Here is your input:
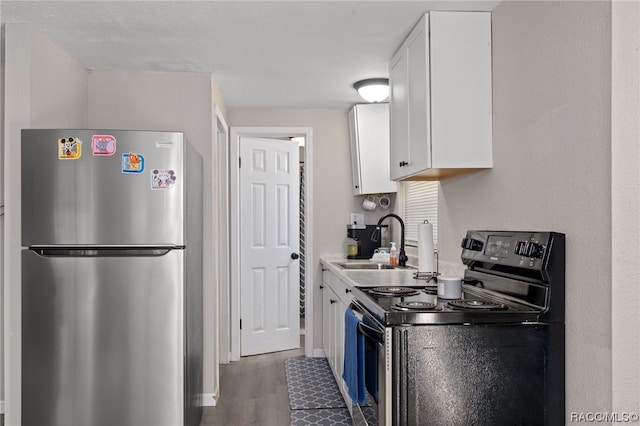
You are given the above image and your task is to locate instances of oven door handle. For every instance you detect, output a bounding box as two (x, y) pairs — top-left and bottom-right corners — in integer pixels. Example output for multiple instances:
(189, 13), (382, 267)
(358, 322), (383, 343)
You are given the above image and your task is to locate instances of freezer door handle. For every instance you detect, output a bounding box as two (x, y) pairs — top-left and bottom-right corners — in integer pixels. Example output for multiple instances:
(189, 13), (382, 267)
(30, 247), (182, 257)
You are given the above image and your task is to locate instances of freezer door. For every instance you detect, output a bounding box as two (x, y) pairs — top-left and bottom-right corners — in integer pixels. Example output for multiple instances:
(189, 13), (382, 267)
(22, 249), (185, 426)
(22, 129), (184, 246)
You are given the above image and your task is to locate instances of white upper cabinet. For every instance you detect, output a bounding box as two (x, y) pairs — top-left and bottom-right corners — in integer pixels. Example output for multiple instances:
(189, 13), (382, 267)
(389, 12), (493, 181)
(348, 103), (397, 195)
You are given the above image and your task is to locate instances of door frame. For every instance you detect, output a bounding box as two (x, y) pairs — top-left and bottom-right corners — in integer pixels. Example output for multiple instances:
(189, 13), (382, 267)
(229, 127), (314, 361)
(211, 104), (229, 406)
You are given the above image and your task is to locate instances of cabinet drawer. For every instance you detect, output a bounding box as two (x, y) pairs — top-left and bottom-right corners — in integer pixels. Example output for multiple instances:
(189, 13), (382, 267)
(325, 269), (341, 289)
(330, 277), (354, 306)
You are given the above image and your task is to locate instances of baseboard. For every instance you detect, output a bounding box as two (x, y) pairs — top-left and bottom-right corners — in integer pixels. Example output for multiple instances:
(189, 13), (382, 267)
(0, 397), (213, 416)
(312, 348), (326, 358)
(0, 396), (213, 415)
(201, 393), (217, 407)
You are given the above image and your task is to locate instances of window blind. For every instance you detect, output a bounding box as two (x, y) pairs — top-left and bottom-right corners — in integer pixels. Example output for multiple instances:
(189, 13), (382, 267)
(403, 181), (438, 247)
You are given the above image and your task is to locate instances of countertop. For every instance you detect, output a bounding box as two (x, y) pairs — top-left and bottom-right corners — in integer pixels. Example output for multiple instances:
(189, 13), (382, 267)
(320, 255), (433, 289)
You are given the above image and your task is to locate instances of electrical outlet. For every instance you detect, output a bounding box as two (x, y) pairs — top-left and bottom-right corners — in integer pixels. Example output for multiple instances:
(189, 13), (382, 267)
(350, 213), (365, 228)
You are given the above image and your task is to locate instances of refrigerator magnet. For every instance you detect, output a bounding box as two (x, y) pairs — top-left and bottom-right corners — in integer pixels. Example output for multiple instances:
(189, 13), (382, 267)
(92, 135), (117, 156)
(122, 152), (144, 173)
(151, 169), (177, 190)
(58, 137), (82, 160)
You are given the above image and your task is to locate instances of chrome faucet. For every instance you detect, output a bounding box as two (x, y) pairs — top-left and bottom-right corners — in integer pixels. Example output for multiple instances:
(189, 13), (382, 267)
(371, 213), (408, 267)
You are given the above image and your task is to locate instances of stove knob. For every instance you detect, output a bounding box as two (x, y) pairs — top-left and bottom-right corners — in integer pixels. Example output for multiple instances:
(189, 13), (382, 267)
(525, 242), (545, 259)
(461, 238), (484, 251)
(515, 241), (528, 256)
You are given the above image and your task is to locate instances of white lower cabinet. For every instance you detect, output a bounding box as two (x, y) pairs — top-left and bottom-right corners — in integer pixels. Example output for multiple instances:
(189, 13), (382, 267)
(321, 268), (353, 410)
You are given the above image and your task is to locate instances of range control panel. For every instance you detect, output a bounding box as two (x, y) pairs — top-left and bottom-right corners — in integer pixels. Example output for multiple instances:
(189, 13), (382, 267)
(461, 230), (562, 270)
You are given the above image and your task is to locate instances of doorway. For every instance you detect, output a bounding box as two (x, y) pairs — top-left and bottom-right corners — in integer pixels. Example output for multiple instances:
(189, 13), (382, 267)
(229, 127), (314, 361)
(238, 136), (300, 356)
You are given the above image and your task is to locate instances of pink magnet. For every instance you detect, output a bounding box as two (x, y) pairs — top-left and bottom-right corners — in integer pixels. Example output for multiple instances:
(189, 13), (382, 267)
(92, 135), (116, 156)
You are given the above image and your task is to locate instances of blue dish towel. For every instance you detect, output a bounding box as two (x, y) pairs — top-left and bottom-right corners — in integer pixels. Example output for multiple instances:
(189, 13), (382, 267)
(342, 308), (366, 404)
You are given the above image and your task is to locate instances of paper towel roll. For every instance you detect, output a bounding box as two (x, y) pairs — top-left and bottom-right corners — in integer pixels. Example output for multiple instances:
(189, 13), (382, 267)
(418, 222), (435, 273)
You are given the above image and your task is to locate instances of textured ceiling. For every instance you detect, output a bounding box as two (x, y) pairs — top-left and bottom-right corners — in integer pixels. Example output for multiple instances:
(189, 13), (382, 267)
(1, 0), (500, 109)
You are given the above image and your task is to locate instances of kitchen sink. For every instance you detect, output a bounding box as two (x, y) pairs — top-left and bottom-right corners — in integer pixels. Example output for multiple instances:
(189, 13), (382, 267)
(334, 262), (397, 270)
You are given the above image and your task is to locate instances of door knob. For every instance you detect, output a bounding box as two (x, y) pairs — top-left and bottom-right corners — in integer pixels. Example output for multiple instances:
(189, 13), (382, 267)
(291, 253), (300, 260)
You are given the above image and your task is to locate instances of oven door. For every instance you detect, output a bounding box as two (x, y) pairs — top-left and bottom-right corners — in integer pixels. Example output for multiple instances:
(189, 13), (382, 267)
(351, 300), (392, 426)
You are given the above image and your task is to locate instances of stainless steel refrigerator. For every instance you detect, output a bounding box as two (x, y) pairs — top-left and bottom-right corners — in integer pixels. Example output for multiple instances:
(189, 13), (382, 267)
(21, 129), (203, 426)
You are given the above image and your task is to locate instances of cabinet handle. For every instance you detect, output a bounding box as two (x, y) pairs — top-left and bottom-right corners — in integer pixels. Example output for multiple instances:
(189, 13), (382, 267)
(330, 299), (337, 304)
(320, 285), (324, 290)
(345, 289), (352, 294)
(399, 161), (408, 167)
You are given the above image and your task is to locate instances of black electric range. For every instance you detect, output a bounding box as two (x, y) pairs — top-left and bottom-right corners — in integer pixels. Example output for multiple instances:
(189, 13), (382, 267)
(351, 230), (565, 326)
(349, 230), (566, 426)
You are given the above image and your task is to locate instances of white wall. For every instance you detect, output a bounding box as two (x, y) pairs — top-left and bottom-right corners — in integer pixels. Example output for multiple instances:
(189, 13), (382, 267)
(611, 0), (640, 416)
(2, 29), (224, 418)
(227, 108), (353, 353)
(3, 23), (89, 424)
(88, 70), (220, 402)
(438, 1), (612, 417)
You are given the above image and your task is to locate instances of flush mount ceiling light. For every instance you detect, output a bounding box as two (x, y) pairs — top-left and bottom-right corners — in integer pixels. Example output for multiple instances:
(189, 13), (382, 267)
(353, 78), (390, 103)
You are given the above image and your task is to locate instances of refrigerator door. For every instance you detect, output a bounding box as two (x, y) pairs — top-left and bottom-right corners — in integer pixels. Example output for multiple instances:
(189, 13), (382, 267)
(22, 129), (184, 246)
(22, 248), (185, 426)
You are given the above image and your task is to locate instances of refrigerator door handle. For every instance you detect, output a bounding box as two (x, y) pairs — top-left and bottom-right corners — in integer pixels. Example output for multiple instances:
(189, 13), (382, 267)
(30, 246), (183, 257)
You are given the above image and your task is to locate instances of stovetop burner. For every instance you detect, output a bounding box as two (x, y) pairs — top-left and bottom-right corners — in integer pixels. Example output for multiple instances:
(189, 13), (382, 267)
(352, 284), (541, 325)
(369, 287), (421, 297)
(448, 299), (507, 310)
(393, 301), (441, 311)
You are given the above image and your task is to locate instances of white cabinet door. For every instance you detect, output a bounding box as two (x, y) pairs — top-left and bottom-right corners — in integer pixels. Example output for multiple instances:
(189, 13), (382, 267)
(333, 293), (345, 381)
(389, 46), (409, 181)
(335, 295), (352, 407)
(322, 278), (336, 371)
(390, 14), (430, 180)
(429, 11), (493, 169)
(349, 104), (397, 195)
(406, 18), (431, 176)
(389, 12), (492, 181)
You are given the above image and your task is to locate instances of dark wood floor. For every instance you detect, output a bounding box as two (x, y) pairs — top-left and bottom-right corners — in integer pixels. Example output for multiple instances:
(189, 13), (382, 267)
(200, 335), (304, 426)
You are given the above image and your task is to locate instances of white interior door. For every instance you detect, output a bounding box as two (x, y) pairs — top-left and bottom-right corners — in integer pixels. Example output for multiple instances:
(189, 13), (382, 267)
(240, 136), (300, 356)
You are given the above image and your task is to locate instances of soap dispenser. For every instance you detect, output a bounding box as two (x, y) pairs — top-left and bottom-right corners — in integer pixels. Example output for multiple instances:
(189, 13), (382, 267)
(389, 242), (398, 266)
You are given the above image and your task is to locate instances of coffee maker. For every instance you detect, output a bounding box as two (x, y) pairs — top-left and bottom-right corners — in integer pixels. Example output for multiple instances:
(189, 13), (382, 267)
(346, 224), (387, 259)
